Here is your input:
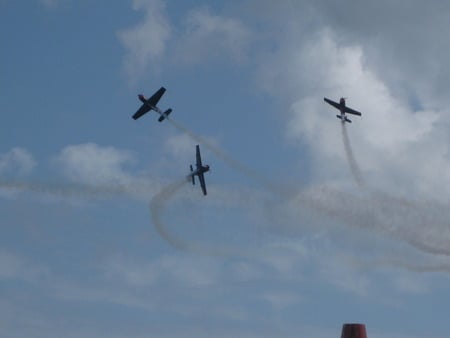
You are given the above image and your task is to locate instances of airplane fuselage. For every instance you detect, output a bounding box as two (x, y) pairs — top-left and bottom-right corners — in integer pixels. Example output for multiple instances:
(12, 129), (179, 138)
(339, 98), (346, 118)
(337, 98), (352, 123)
(324, 96), (361, 124)
(149, 104), (162, 114)
(133, 87), (172, 122)
(138, 94), (162, 113)
(192, 165), (210, 177)
(188, 164), (210, 183)
(189, 145), (210, 195)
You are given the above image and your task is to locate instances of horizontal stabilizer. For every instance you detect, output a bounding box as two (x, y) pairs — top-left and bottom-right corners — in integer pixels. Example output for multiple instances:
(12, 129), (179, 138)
(190, 165), (195, 185)
(336, 115), (351, 123)
(158, 108), (172, 122)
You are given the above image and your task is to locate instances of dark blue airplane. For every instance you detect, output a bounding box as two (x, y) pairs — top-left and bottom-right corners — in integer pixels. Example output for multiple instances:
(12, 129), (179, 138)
(132, 87), (172, 122)
(188, 145), (210, 196)
(324, 97), (362, 123)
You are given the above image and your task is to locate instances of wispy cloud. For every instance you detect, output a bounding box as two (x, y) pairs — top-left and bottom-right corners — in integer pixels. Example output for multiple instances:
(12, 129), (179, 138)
(56, 143), (135, 185)
(0, 250), (49, 283)
(174, 7), (252, 65)
(102, 253), (220, 288)
(0, 147), (35, 175)
(118, 1), (253, 81)
(117, 0), (171, 81)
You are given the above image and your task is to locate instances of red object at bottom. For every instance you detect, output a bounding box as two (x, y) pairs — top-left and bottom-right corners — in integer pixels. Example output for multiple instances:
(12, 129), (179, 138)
(341, 323), (367, 338)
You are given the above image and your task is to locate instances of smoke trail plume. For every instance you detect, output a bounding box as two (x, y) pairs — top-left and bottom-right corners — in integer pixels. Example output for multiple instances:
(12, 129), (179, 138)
(335, 121), (450, 260)
(0, 179), (131, 199)
(149, 177), (258, 257)
(166, 117), (288, 198)
(348, 251), (450, 275)
(164, 116), (450, 262)
(295, 185), (450, 259)
(341, 122), (364, 188)
(0, 175), (161, 202)
(149, 178), (193, 251)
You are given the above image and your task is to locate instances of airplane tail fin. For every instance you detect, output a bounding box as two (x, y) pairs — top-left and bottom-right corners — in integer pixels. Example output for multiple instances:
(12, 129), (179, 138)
(345, 117), (352, 123)
(158, 108), (173, 122)
(190, 165), (195, 185)
(138, 94), (146, 103)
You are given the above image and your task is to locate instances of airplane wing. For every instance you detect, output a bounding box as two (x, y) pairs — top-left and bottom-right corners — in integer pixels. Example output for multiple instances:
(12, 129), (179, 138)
(147, 87), (166, 106)
(344, 106), (362, 116)
(196, 145), (202, 167)
(198, 172), (207, 195)
(132, 87), (166, 120)
(132, 104), (151, 120)
(324, 97), (341, 110)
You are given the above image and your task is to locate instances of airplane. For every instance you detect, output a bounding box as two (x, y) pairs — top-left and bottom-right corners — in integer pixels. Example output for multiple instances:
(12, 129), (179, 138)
(132, 86), (172, 122)
(324, 97), (362, 123)
(188, 145), (210, 196)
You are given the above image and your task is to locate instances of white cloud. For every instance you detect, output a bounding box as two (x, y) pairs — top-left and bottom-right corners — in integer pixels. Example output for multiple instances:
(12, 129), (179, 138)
(244, 1), (450, 197)
(56, 143), (135, 186)
(174, 7), (252, 64)
(102, 255), (158, 287)
(0, 250), (49, 282)
(118, 1), (253, 81)
(259, 28), (448, 199)
(165, 133), (197, 163)
(103, 254), (220, 288)
(240, 4), (450, 296)
(53, 142), (167, 200)
(0, 147), (35, 175)
(158, 255), (220, 286)
(261, 291), (301, 310)
(0, 143), (165, 202)
(117, 0), (171, 80)
(319, 255), (371, 297)
(392, 273), (429, 294)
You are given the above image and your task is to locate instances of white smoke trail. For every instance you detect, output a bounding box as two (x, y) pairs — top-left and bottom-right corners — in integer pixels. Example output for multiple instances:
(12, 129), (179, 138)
(337, 121), (450, 259)
(374, 258), (450, 274)
(341, 122), (364, 188)
(148, 177), (259, 257)
(0, 175), (164, 203)
(165, 116), (450, 263)
(295, 185), (450, 258)
(348, 251), (450, 275)
(149, 178), (193, 251)
(166, 117), (289, 198)
(0, 179), (132, 199)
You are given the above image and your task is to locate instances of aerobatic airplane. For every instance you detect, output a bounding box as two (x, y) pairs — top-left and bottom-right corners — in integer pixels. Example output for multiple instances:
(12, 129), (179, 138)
(188, 145), (210, 196)
(132, 87), (172, 122)
(324, 97), (362, 123)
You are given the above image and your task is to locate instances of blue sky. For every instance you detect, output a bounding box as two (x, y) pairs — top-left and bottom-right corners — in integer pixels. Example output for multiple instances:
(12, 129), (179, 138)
(2, 1), (450, 337)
